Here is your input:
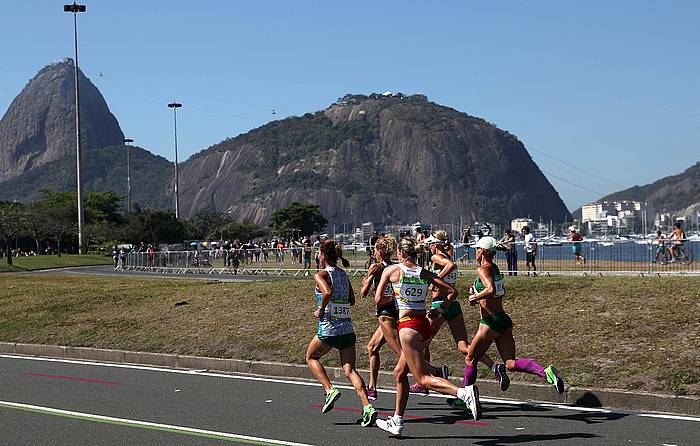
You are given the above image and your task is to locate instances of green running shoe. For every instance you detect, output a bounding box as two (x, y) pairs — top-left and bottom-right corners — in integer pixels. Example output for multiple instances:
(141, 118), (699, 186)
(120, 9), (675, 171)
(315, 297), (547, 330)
(361, 404), (378, 427)
(545, 365), (565, 395)
(322, 387), (341, 413)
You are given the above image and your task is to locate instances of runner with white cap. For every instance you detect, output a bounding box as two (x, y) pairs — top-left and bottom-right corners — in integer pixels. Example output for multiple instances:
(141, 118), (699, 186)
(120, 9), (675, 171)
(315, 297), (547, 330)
(463, 236), (564, 395)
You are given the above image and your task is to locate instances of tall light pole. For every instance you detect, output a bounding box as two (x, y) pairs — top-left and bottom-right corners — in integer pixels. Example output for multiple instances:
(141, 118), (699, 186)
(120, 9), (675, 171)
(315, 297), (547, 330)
(123, 138), (134, 213)
(64, 2), (87, 254)
(168, 102), (182, 219)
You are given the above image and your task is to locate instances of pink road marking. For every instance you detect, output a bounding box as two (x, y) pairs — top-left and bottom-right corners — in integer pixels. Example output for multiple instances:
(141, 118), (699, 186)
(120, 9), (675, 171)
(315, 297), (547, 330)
(23, 372), (121, 385)
(310, 403), (489, 426)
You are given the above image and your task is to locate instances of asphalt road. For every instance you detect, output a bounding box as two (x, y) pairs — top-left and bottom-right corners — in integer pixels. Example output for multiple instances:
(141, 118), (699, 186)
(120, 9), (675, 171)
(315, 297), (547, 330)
(0, 355), (697, 446)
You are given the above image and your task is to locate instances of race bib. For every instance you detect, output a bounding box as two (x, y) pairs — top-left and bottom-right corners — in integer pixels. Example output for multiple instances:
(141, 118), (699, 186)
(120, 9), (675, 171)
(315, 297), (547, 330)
(383, 283), (393, 298)
(445, 269), (458, 284)
(401, 285), (426, 300)
(494, 279), (506, 297)
(327, 302), (351, 319)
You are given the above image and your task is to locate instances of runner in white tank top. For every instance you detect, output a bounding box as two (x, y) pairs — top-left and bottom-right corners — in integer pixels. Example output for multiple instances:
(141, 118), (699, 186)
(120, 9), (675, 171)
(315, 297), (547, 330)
(374, 237), (482, 436)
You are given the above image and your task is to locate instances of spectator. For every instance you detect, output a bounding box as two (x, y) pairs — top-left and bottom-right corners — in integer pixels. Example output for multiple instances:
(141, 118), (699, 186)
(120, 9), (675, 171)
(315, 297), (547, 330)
(499, 229), (518, 276)
(522, 226), (537, 275)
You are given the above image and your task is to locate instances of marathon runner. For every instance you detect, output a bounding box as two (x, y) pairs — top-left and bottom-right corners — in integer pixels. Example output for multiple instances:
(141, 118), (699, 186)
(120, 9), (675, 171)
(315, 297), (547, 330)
(360, 235), (400, 401)
(305, 240), (377, 427)
(375, 237), (481, 436)
(463, 237), (564, 397)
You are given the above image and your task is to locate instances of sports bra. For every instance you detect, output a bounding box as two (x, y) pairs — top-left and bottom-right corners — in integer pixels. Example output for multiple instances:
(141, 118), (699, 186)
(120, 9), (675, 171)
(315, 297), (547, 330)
(392, 264), (429, 311)
(431, 252), (458, 285)
(474, 266), (505, 298)
(373, 261), (395, 302)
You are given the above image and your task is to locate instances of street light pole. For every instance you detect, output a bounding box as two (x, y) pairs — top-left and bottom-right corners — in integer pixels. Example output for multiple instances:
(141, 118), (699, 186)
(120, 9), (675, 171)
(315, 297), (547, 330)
(123, 138), (134, 213)
(64, 2), (87, 254)
(167, 102), (182, 219)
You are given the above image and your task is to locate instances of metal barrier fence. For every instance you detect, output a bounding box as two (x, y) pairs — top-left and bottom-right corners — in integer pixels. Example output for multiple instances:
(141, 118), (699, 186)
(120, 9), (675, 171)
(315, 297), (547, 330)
(451, 240), (697, 275)
(123, 240), (697, 276)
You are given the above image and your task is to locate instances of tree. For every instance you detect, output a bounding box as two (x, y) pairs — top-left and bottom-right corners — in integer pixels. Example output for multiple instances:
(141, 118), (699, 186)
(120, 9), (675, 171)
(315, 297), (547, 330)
(220, 221), (267, 242)
(0, 202), (28, 265)
(184, 208), (230, 240)
(269, 202), (327, 237)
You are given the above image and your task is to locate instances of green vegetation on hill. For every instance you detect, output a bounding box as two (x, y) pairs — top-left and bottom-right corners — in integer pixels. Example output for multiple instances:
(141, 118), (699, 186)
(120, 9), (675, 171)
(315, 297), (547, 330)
(593, 161), (700, 213)
(0, 144), (173, 210)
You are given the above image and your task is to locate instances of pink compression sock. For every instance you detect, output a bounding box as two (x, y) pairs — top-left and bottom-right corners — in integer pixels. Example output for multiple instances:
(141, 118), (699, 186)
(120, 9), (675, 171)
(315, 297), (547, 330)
(463, 364), (477, 386)
(513, 358), (546, 379)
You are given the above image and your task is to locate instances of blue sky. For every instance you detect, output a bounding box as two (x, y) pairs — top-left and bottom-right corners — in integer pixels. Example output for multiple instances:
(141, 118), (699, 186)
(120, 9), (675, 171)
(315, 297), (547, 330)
(1, 1), (699, 211)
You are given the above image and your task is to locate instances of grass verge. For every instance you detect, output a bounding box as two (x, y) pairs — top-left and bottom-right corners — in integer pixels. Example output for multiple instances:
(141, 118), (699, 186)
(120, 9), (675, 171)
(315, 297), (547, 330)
(0, 273), (698, 395)
(0, 255), (112, 273)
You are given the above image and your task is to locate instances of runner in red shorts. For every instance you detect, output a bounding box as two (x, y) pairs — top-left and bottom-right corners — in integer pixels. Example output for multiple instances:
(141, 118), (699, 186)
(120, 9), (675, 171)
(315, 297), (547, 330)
(374, 237), (481, 436)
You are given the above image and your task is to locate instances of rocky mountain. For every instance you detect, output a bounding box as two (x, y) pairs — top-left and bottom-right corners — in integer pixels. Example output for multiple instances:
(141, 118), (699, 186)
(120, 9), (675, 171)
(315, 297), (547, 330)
(579, 161), (700, 217)
(0, 58), (124, 183)
(0, 143), (173, 210)
(179, 93), (570, 226)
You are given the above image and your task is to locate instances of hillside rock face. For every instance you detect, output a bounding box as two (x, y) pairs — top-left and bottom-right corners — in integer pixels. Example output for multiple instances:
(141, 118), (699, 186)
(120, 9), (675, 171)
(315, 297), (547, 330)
(179, 94), (570, 226)
(0, 59), (124, 183)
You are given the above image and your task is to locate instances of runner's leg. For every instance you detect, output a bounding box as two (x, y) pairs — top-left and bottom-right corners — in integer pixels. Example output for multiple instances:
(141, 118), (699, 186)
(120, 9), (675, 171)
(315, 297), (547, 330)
(305, 336), (334, 391)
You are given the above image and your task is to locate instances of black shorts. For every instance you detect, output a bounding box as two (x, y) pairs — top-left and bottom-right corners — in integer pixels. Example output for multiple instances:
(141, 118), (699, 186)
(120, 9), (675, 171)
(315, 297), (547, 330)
(526, 252), (536, 263)
(376, 302), (398, 319)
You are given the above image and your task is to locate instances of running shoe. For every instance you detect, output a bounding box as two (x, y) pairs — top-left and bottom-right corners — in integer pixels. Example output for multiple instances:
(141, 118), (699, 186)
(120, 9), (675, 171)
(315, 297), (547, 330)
(376, 417), (404, 436)
(365, 386), (378, 401)
(408, 383), (428, 396)
(493, 364), (510, 391)
(460, 385), (482, 421)
(321, 387), (341, 413)
(545, 365), (565, 395)
(361, 405), (378, 427)
(435, 365), (450, 379)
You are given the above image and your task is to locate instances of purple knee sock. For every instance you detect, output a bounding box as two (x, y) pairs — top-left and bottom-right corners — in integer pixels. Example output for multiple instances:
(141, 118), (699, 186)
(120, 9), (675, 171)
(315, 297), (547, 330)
(463, 364), (477, 386)
(513, 358), (546, 379)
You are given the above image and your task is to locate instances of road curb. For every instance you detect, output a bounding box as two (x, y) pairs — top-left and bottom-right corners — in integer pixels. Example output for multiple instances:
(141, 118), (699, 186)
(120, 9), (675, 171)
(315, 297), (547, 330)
(2, 342), (698, 416)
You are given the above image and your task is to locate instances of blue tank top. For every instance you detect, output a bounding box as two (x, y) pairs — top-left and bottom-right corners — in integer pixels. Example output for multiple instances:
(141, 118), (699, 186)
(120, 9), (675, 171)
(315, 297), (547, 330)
(316, 266), (354, 337)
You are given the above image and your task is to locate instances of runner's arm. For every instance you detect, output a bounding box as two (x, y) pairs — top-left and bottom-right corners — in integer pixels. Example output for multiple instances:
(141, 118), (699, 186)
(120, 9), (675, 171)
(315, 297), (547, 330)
(360, 263), (381, 298)
(313, 271), (332, 317)
(424, 269), (458, 319)
(374, 267), (393, 306)
(469, 266), (493, 304)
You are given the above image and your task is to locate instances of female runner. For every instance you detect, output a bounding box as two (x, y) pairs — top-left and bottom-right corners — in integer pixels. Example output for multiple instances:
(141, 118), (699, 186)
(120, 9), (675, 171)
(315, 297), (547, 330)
(375, 237), (480, 436)
(411, 231), (509, 396)
(305, 240), (377, 427)
(464, 236), (564, 395)
(360, 235), (400, 401)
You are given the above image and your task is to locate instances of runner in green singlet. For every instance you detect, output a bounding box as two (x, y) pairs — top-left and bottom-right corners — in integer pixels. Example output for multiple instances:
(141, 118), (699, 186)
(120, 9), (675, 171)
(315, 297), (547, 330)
(463, 236), (564, 395)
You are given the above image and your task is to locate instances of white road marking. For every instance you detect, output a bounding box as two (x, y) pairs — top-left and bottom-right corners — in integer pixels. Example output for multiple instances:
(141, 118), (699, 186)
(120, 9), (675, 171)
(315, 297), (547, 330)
(2, 354), (698, 422)
(0, 400), (313, 445)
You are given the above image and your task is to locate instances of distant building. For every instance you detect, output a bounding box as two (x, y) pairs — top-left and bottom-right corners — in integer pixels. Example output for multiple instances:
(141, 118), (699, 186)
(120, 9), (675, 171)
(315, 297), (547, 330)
(582, 200), (647, 235)
(511, 218), (534, 233)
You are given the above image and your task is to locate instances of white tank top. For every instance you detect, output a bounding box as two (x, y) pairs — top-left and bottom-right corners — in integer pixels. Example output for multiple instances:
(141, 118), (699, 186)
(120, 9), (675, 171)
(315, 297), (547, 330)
(392, 264), (429, 311)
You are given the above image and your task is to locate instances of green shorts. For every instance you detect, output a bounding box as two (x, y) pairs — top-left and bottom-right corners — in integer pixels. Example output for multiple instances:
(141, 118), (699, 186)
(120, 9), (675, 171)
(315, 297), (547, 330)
(480, 312), (513, 333)
(318, 333), (356, 350)
(431, 299), (462, 321)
